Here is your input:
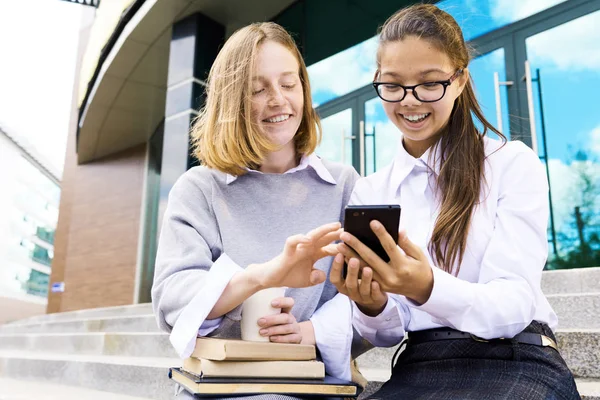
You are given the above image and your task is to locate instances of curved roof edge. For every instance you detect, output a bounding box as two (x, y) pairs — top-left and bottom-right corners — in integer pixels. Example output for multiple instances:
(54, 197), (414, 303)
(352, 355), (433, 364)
(76, 0), (145, 147)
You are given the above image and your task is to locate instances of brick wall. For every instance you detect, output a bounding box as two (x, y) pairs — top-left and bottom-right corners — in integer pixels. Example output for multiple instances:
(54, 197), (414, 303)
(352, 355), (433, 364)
(47, 140), (146, 313)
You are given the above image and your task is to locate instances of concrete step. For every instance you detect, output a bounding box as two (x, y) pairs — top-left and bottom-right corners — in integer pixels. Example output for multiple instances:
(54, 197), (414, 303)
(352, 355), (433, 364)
(0, 376), (153, 400)
(0, 332), (176, 358)
(549, 293), (600, 329)
(355, 329), (600, 379)
(558, 329), (600, 379)
(3, 303), (153, 327)
(0, 351), (179, 400)
(542, 267), (600, 295)
(2, 293), (596, 336)
(0, 315), (160, 334)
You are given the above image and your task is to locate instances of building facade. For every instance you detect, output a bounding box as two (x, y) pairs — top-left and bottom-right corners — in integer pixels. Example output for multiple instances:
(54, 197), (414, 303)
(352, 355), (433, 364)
(0, 127), (60, 322)
(48, 0), (600, 313)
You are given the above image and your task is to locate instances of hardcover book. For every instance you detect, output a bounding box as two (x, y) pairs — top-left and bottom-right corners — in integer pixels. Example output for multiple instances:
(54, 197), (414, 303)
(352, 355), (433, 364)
(183, 358), (325, 379)
(169, 367), (361, 398)
(191, 337), (316, 361)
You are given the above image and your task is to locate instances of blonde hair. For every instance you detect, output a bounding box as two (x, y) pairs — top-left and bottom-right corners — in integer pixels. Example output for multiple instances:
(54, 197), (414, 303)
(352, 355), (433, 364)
(190, 22), (321, 175)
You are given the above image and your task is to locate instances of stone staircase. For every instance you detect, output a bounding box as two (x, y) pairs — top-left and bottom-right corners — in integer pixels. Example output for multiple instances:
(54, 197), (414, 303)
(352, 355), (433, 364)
(0, 304), (178, 399)
(356, 267), (600, 399)
(0, 268), (598, 399)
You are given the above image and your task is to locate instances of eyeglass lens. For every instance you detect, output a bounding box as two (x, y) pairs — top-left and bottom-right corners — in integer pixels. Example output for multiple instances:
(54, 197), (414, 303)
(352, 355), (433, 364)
(378, 82), (445, 102)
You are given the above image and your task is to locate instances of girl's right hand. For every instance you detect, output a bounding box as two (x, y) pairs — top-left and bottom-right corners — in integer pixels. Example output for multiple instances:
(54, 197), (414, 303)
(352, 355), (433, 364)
(248, 222), (343, 289)
(330, 253), (388, 317)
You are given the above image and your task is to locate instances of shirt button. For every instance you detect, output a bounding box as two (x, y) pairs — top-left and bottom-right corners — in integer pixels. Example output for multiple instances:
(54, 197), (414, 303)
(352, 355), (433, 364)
(385, 317), (391, 321)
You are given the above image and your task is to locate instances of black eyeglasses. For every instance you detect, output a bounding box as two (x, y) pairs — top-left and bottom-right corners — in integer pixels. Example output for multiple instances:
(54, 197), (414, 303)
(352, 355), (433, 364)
(372, 69), (464, 103)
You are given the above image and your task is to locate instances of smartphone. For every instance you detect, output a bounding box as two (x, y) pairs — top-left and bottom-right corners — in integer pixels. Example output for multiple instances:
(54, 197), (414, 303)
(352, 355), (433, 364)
(342, 205), (401, 278)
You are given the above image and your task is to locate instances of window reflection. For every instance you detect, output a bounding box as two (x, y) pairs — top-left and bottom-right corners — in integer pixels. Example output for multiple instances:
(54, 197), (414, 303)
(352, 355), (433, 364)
(525, 10), (600, 269)
(308, 37), (378, 106)
(364, 98), (400, 175)
(308, 0), (569, 108)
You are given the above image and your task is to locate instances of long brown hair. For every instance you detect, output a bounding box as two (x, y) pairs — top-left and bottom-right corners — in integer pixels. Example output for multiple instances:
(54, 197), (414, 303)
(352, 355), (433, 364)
(378, 4), (506, 274)
(190, 22), (321, 176)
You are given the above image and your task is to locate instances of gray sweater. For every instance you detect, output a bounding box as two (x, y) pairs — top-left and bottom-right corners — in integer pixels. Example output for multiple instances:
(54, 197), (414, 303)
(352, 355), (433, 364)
(151, 159), (359, 343)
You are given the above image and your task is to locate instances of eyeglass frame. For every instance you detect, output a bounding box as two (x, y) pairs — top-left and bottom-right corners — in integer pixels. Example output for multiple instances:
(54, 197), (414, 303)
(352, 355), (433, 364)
(372, 69), (464, 103)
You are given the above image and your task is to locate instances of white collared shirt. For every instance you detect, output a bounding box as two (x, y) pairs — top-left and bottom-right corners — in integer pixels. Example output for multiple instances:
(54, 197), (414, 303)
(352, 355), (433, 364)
(351, 136), (558, 347)
(225, 153), (337, 185)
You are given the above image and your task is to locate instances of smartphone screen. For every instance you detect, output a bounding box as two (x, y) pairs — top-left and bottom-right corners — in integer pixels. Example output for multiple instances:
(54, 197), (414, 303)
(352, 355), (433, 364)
(342, 205), (401, 277)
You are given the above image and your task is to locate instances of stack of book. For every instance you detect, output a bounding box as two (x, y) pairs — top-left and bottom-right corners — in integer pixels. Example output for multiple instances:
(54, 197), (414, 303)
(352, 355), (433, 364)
(169, 337), (361, 397)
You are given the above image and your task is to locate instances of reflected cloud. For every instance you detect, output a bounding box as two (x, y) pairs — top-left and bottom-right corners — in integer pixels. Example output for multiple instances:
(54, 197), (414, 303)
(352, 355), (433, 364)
(491, 0), (565, 22)
(526, 10), (600, 71)
(490, 0), (600, 71)
(548, 158), (581, 233)
(371, 120), (401, 171)
(308, 36), (378, 104)
(547, 152), (600, 257)
(548, 160), (599, 232)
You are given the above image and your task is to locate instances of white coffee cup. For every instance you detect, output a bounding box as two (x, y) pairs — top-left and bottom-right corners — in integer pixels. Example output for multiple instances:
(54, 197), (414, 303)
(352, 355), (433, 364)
(241, 287), (287, 342)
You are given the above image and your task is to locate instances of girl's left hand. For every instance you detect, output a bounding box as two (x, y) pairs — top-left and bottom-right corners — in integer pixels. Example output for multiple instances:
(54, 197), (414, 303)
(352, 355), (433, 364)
(339, 221), (434, 305)
(257, 297), (302, 343)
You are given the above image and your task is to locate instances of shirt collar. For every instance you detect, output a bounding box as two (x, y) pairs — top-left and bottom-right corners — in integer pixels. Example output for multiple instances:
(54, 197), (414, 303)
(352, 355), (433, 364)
(389, 137), (442, 191)
(225, 153), (337, 185)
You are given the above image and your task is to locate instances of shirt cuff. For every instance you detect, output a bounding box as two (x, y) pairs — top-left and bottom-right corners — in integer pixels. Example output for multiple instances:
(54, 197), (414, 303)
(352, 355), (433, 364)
(169, 253), (243, 358)
(198, 316), (223, 336)
(310, 293), (353, 381)
(352, 298), (406, 347)
(413, 266), (474, 324)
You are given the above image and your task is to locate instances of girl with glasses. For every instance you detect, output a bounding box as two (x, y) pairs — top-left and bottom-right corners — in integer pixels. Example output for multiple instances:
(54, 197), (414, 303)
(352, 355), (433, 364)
(152, 22), (361, 399)
(330, 4), (580, 399)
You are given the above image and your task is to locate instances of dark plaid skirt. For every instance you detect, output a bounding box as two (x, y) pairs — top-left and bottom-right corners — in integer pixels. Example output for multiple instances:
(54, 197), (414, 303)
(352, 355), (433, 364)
(366, 322), (580, 400)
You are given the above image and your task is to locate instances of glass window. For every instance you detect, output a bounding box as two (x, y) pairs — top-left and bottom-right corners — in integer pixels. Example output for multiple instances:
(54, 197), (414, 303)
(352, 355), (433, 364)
(364, 97), (401, 175)
(31, 244), (53, 267)
(308, 36), (378, 106)
(316, 108), (355, 167)
(308, 0), (569, 108)
(524, 9), (600, 269)
(22, 269), (50, 298)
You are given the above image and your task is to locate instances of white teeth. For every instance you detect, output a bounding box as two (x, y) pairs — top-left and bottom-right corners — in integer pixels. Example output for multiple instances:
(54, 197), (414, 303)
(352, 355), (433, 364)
(265, 115), (290, 123)
(403, 113), (429, 122)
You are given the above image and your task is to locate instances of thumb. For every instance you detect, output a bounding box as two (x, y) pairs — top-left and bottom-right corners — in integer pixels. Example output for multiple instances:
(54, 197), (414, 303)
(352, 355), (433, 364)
(397, 230), (423, 260)
(319, 243), (339, 257)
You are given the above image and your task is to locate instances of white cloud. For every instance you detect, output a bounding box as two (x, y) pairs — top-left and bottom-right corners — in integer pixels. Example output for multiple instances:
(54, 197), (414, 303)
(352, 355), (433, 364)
(308, 36), (378, 102)
(491, 0), (600, 72)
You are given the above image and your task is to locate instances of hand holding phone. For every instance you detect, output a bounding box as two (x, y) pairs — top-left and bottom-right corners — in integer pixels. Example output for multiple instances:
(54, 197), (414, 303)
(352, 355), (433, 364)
(339, 209), (435, 305)
(342, 205), (401, 277)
